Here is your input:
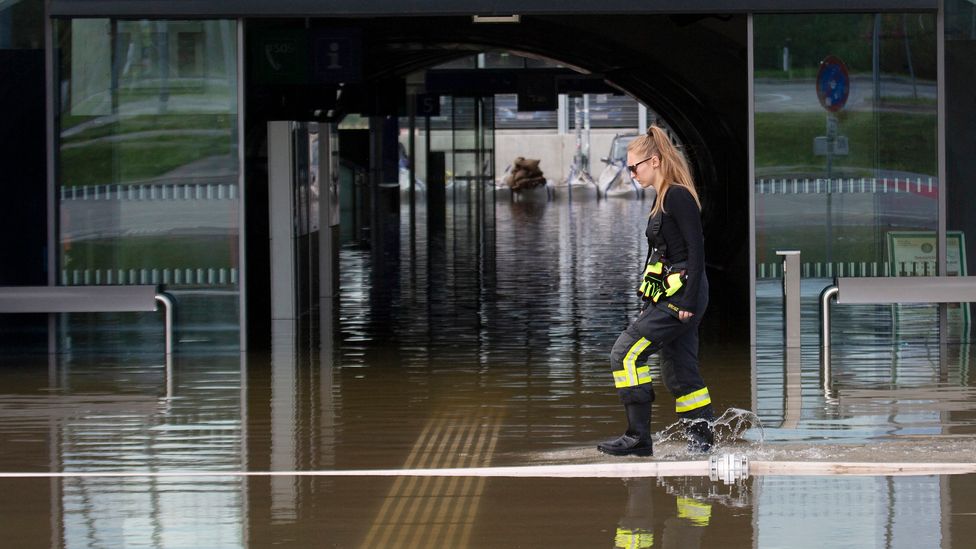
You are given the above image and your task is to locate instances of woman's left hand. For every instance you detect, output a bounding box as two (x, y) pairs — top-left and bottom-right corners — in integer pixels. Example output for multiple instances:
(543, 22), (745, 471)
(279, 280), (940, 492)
(679, 310), (694, 322)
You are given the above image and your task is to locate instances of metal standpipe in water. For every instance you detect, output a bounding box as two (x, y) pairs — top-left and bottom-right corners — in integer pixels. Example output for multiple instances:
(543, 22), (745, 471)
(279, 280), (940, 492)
(709, 454), (750, 485)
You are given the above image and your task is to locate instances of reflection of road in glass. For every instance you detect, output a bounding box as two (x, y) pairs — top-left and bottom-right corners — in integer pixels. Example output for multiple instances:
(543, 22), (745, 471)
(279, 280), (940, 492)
(755, 77), (937, 113)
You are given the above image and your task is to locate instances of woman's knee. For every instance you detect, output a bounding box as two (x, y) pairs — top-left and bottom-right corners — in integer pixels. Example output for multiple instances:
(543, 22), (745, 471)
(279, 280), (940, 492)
(609, 331), (642, 367)
(609, 344), (628, 368)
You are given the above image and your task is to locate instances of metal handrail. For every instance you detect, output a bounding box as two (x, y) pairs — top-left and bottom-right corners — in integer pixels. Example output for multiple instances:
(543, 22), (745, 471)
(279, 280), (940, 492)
(819, 285), (840, 400)
(819, 284), (840, 352)
(154, 292), (174, 356)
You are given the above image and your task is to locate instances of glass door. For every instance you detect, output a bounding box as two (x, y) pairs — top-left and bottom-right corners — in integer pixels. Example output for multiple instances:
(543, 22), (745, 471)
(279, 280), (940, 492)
(752, 13), (940, 348)
(448, 96), (495, 259)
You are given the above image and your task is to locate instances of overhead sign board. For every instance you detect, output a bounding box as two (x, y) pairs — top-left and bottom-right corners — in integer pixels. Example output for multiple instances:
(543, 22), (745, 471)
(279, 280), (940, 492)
(312, 29), (362, 84)
(415, 94), (441, 117)
(251, 30), (308, 85)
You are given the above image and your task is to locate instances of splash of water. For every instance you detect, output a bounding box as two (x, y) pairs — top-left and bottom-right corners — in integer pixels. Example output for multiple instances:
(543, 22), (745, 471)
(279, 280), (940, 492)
(713, 407), (764, 444)
(656, 407), (764, 447)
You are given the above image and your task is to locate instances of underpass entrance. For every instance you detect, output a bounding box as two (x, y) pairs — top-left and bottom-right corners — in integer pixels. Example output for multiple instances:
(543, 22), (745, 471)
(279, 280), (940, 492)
(245, 14), (751, 351)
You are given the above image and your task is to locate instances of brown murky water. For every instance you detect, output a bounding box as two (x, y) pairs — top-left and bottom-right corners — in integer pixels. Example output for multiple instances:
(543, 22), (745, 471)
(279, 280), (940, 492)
(2, 195), (976, 547)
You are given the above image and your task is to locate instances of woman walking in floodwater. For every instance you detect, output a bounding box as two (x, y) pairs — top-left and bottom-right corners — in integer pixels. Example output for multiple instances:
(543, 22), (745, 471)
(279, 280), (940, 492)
(597, 125), (715, 457)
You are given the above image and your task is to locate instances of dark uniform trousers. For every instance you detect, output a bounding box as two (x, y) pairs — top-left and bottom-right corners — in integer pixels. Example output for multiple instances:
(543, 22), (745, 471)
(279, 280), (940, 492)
(609, 274), (712, 418)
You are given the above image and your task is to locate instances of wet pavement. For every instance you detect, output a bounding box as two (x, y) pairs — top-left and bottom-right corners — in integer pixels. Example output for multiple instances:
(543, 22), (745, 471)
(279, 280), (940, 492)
(2, 194), (976, 547)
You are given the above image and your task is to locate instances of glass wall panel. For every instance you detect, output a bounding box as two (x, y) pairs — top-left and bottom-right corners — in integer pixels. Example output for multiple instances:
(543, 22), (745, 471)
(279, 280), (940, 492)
(754, 13), (939, 345)
(55, 19), (241, 351)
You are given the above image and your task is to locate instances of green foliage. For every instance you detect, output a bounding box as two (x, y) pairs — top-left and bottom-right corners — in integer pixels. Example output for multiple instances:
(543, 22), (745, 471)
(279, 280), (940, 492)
(59, 114), (235, 187)
(63, 235), (237, 273)
(754, 13), (937, 80)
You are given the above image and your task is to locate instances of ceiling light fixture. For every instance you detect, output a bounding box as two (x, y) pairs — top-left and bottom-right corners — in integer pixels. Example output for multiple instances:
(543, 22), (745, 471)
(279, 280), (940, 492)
(472, 15), (521, 24)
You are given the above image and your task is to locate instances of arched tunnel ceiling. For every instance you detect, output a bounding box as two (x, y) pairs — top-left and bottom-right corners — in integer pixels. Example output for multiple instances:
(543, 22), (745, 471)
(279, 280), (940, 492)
(244, 13), (752, 327)
(339, 14), (750, 270)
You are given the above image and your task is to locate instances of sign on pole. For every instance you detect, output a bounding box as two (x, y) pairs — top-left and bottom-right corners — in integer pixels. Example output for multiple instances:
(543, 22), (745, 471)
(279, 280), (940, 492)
(816, 55), (850, 112)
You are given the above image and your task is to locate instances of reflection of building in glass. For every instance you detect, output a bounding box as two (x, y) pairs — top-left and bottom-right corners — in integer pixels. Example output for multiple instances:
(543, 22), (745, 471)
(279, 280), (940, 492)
(55, 19), (242, 351)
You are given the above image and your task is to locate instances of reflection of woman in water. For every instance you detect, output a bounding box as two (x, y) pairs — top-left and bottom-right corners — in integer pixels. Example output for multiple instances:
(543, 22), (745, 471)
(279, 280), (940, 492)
(597, 126), (715, 457)
(614, 477), (716, 548)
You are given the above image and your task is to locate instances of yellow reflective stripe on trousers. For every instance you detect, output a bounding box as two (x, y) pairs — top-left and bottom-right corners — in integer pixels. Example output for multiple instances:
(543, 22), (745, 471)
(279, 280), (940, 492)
(615, 528), (654, 548)
(613, 366), (652, 389)
(615, 338), (652, 388)
(675, 387), (711, 413)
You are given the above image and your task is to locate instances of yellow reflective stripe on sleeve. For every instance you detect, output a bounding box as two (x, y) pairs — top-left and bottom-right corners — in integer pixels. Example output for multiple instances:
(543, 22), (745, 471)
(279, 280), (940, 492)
(676, 497), (712, 527)
(675, 387), (711, 413)
(615, 338), (652, 388)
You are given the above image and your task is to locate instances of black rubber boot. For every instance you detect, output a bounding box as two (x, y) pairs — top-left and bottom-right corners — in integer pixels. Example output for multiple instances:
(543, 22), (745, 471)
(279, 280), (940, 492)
(597, 403), (653, 457)
(683, 419), (714, 453)
(681, 405), (715, 453)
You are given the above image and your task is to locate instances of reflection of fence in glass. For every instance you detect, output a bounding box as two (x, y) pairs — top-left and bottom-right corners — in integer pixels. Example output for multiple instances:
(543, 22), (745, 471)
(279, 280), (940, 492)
(758, 230), (964, 280)
(62, 267), (238, 287)
(61, 182), (238, 201)
(755, 176), (938, 276)
(757, 259), (936, 279)
(756, 176), (937, 197)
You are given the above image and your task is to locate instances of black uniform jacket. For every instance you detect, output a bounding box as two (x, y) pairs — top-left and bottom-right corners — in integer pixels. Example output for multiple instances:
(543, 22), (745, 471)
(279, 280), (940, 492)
(645, 185), (705, 314)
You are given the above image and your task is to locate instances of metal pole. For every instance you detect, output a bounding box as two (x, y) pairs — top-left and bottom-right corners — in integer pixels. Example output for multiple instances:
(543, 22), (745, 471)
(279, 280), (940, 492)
(777, 250), (802, 347)
(747, 14), (757, 348)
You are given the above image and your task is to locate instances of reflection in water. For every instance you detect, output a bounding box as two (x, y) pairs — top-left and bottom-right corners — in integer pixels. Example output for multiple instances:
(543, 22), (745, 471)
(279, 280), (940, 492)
(359, 409), (502, 548)
(613, 476), (753, 548)
(62, 476), (244, 548)
(755, 476), (944, 547)
(1, 197), (976, 546)
(0, 352), (247, 547)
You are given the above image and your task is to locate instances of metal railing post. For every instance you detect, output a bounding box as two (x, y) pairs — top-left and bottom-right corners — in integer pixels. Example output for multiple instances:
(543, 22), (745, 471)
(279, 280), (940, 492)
(776, 250), (802, 347)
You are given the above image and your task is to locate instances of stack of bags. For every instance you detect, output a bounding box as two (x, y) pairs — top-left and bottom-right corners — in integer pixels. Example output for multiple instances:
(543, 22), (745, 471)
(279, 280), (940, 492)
(504, 157), (546, 191)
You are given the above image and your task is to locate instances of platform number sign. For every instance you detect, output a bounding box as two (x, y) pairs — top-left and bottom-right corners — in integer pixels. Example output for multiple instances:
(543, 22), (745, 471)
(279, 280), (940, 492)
(416, 94), (441, 117)
(816, 55), (850, 112)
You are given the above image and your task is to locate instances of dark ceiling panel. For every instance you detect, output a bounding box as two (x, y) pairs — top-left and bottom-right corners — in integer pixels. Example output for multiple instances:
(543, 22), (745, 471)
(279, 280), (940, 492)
(50, 0), (937, 17)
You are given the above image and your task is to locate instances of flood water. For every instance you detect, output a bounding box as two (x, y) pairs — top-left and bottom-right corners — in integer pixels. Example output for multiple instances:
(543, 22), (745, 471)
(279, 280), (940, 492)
(2, 192), (976, 547)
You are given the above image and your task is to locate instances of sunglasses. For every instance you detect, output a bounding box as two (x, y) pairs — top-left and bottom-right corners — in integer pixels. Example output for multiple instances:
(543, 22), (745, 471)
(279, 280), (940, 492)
(627, 156), (655, 173)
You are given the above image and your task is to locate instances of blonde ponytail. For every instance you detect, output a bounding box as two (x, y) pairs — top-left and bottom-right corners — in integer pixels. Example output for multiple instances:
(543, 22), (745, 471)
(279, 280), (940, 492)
(628, 125), (700, 216)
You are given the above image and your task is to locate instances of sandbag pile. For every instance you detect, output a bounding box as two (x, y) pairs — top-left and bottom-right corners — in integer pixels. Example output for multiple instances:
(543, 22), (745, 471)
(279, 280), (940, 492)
(504, 157), (547, 191)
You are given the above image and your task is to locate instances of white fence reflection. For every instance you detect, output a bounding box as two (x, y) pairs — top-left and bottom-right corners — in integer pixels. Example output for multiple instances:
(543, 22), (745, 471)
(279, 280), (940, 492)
(62, 267), (238, 287)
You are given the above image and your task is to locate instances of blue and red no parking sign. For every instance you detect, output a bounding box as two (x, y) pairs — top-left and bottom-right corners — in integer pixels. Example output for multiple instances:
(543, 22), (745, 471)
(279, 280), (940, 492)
(816, 55), (850, 112)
